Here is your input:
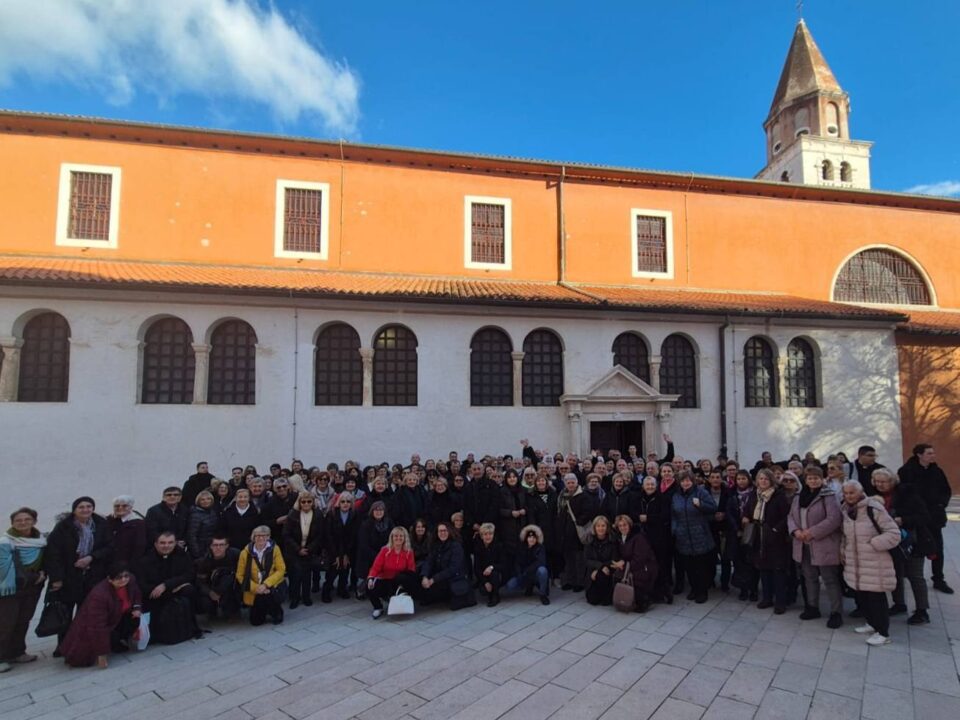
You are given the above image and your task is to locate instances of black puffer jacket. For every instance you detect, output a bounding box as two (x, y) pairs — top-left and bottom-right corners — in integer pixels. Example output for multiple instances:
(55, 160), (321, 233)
(187, 505), (219, 559)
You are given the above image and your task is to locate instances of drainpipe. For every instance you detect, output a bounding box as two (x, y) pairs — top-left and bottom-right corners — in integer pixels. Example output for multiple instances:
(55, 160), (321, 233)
(291, 302), (299, 460)
(718, 316), (730, 459)
(555, 165), (607, 305)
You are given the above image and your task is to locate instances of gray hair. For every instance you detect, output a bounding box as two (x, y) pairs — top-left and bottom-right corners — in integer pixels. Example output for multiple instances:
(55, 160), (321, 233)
(112, 495), (135, 507)
(871, 468), (898, 485)
(337, 492), (355, 504)
(841, 480), (864, 495)
(563, 473), (579, 485)
(479, 522), (496, 535)
(250, 525), (272, 539)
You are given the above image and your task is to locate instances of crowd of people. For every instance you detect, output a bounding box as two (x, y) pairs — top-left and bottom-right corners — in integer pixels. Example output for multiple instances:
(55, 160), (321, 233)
(0, 436), (953, 671)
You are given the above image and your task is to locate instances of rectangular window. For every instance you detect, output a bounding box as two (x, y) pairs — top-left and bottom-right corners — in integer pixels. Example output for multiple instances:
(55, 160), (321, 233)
(275, 180), (330, 259)
(631, 208), (674, 278)
(56, 163), (121, 248)
(464, 196), (511, 269)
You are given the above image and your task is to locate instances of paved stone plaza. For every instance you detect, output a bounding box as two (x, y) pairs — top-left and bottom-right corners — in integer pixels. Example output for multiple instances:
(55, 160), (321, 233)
(2, 520), (958, 720)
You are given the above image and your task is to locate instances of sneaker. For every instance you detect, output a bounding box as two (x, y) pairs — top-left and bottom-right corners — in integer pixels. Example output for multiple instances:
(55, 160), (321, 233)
(933, 580), (955, 594)
(371, 609), (383, 619)
(854, 623), (875, 634)
(541, 596), (551, 606)
(827, 612), (843, 629)
(888, 603), (907, 615)
(799, 607), (822, 620)
(907, 610), (930, 625)
(866, 632), (891, 646)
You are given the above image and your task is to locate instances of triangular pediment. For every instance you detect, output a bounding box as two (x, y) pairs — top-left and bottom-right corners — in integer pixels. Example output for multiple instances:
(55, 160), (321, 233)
(583, 366), (661, 399)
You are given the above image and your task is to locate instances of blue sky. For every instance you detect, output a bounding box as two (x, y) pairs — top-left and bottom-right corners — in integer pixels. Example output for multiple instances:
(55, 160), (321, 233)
(1, 1), (958, 195)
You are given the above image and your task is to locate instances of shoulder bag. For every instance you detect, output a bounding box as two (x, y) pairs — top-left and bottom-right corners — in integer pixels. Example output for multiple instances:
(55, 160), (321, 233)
(612, 562), (635, 612)
(567, 503), (593, 545)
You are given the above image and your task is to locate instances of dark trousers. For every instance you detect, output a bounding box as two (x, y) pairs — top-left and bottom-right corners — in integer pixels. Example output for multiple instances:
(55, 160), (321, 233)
(680, 552), (714, 598)
(759, 568), (788, 607)
(249, 593), (282, 626)
(288, 560), (318, 603)
(418, 579), (451, 606)
(322, 561), (353, 597)
(478, 569), (503, 596)
(111, 612), (140, 651)
(368, 572), (420, 610)
(0, 585), (42, 661)
(856, 590), (890, 636)
(931, 526), (945, 582)
(196, 572), (241, 618)
(586, 571), (614, 605)
(892, 552), (929, 611)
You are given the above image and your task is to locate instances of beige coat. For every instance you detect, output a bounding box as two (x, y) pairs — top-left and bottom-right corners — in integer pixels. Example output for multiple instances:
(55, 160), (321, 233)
(841, 497), (900, 592)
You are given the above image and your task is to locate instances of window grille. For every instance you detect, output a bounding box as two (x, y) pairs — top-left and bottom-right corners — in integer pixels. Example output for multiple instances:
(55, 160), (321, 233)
(636, 215), (667, 273)
(612, 332), (650, 383)
(471, 202), (505, 264)
(315, 323), (363, 406)
(522, 330), (563, 406)
(834, 248), (931, 305)
(68, 172), (112, 241)
(744, 336), (777, 407)
(142, 317), (195, 404)
(283, 188), (323, 254)
(470, 328), (513, 406)
(18, 312), (70, 402)
(208, 320), (257, 405)
(659, 334), (697, 408)
(785, 338), (817, 407)
(373, 325), (418, 406)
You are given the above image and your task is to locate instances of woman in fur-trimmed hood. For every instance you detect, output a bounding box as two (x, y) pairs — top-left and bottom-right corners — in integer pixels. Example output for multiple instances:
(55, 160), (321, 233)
(501, 524), (550, 604)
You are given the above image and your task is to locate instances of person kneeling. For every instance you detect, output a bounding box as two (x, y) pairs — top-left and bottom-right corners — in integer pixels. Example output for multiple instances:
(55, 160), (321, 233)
(236, 526), (286, 626)
(137, 532), (200, 644)
(60, 562), (142, 668)
(473, 523), (506, 607)
(503, 525), (550, 605)
(612, 515), (658, 612)
(367, 527), (419, 619)
(419, 522), (475, 610)
(195, 535), (241, 621)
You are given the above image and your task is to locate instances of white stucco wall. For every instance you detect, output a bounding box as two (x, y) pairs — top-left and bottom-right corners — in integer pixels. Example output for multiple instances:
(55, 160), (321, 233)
(0, 290), (903, 515)
(758, 136), (872, 189)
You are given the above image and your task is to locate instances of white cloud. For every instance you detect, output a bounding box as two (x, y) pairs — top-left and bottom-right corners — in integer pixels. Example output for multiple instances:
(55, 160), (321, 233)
(0, 0), (360, 134)
(903, 180), (960, 197)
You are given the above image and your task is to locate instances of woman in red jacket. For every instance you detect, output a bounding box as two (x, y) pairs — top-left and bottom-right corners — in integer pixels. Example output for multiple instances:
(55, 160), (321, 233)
(366, 527), (419, 619)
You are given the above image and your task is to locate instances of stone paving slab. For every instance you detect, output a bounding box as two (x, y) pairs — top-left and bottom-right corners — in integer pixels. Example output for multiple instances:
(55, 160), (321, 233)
(1, 521), (958, 719)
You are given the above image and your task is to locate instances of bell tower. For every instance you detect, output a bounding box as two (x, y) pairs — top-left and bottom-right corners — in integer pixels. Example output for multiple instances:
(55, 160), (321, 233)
(757, 20), (872, 189)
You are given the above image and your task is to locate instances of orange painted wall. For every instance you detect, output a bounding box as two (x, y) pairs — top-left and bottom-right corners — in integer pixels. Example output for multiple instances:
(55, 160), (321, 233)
(896, 333), (960, 493)
(2, 131), (959, 309)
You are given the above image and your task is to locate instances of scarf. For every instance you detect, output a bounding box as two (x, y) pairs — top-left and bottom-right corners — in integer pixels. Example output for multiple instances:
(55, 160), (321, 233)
(74, 518), (95, 558)
(558, 486), (581, 514)
(374, 515), (391, 534)
(660, 477), (675, 494)
(0, 529), (46, 597)
(299, 510), (314, 547)
(753, 487), (775, 522)
(798, 485), (819, 509)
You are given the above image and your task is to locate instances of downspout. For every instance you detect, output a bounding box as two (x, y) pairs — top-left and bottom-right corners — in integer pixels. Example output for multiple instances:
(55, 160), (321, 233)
(718, 316), (730, 459)
(291, 301), (299, 460)
(555, 165), (608, 304)
(337, 139), (345, 268)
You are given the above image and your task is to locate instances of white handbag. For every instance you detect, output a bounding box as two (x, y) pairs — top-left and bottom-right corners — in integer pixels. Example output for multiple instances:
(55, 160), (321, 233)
(387, 589), (414, 616)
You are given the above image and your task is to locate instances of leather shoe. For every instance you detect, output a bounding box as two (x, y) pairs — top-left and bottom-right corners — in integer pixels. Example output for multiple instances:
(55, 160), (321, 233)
(889, 603), (907, 615)
(756, 600), (773, 609)
(289, 599), (300, 610)
(933, 580), (955, 594)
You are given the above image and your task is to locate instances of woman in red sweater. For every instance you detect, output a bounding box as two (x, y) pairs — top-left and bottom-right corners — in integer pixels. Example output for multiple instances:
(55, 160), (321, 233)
(366, 527), (418, 618)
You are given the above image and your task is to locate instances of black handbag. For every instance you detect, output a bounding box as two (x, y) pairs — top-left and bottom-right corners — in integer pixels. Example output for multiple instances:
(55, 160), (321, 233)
(35, 593), (71, 637)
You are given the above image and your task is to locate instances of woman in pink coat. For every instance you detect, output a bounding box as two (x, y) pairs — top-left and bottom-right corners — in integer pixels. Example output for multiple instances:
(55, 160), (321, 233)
(788, 466), (843, 628)
(840, 481), (901, 646)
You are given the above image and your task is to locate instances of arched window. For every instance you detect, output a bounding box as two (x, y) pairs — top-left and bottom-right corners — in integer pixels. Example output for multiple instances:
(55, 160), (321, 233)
(821, 160), (834, 181)
(744, 336), (778, 407)
(794, 107), (810, 136)
(840, 162), (852, 182)
(142, 317), (195, 404)
(834, 248), (932, 305)
(470, 328), (513, 406)
(315, 323), (362, 406)
(208, 320), (257, 405)
(18, 312), (70, 402)
(659, 334), (697, 408)
(612, 332), (650, 383)
(373, 325), (418, 406)
(785, 338), (817, 407)
(826, 102), (840, 136)
(522, 329), (563, 406)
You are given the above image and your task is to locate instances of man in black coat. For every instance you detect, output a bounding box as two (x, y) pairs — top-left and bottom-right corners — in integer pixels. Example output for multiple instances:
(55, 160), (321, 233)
(137, 532), (199, 643)
(848, 445), (884, 496)
(182, 461), (215, 508)
(898, 443), (954, 594)
(145, 487), (189, 547)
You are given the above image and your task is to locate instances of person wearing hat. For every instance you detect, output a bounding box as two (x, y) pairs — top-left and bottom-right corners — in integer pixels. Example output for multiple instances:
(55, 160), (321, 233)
(502, 525), (550, 605)
(44, 497), (115, 653)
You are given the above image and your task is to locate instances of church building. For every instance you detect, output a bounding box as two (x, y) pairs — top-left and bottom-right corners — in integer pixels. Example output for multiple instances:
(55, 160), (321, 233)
(1, 21), (958, 511)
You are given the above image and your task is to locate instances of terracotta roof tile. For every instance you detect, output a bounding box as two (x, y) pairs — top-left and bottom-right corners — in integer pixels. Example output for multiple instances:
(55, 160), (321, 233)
(0, 255), (907, 323)
(898, 310), (960, 336)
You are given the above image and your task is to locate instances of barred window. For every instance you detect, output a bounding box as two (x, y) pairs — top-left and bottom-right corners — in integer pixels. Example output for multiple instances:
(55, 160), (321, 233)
(612, 332), (650, 383)
(208, 320), (257, 405)
(275, 181), (329, 258)
(659, 334), (697, 408)
(68, 172), (113, 241)
(634, 214), (667, 273)
(470, 328), (513, 406)
(744, 336), (778, 408)
(465, 197), (511, 268)
(373, 325), (418, 406)
(785, 338), (817, 408)
(315, 323), (362, 406)
(833, 248), (931, 305)
(18, 312), (70, 402)
(142, 317), (195, 404)
(522, 329), (563, 406)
